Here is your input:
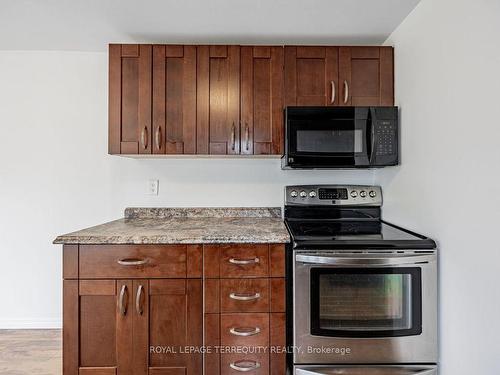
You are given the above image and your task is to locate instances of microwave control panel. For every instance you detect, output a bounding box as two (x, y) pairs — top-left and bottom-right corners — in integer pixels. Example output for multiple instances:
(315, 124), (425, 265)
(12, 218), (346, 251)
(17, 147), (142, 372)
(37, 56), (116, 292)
(285, 185), (382, 206)
(375, 120), (397, 156)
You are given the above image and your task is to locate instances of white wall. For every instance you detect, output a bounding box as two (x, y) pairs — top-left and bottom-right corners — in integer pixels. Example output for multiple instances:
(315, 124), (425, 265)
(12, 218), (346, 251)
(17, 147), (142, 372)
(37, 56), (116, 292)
(0, 51), (374, 328)
(377, 0), (500, 373)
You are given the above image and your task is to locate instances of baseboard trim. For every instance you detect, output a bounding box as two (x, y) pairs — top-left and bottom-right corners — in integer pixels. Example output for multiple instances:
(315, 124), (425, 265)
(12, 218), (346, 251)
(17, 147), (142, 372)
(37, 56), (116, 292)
(0, 319), (62, 329)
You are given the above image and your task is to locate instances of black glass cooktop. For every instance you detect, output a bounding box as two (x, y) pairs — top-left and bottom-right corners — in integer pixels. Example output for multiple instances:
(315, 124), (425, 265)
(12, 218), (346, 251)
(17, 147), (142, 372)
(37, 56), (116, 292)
(285, 219), (436, 249)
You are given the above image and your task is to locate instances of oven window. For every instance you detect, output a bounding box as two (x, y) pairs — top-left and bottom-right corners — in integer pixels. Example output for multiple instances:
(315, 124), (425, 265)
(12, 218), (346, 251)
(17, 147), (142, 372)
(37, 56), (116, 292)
(310, 268), (422, 337)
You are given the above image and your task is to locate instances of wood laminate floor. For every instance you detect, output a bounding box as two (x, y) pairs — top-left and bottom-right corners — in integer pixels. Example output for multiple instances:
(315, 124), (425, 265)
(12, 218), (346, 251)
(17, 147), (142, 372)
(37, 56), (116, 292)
(0, 330), (61, 375)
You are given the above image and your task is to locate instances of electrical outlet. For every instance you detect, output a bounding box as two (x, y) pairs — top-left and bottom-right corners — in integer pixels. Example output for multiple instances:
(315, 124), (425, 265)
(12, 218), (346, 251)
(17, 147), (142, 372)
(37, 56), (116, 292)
(147, 179), (159, 195)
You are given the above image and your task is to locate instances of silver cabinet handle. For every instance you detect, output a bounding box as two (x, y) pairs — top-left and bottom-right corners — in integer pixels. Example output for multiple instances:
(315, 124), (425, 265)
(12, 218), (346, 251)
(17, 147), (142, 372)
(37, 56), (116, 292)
(155, 127), (161, 150)
(343, 80), (349, 104)
(231, 122), (236, 151)
(245, 123), (250, 151)
(229, 257), (260, 265)
(135, 285), (144, 315)
(229, 292), (261, 301)
(141, 126), (148, 149)
(330, 80), (336, 104)
(230, 360), (261, 372)
(117, 258), (148, 266)
(118, 285), (128, 316)
(230, 327), (261, 337)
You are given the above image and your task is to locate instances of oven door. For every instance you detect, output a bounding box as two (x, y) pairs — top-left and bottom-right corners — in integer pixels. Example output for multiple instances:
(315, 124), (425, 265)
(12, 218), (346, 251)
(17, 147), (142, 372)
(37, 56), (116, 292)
(284, 108), (370, 168)
(293, 251), (437, 364)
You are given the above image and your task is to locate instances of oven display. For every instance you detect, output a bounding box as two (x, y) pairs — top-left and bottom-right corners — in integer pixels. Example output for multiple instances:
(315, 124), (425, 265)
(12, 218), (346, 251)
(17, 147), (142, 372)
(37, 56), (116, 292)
(318, 188), (348, 200)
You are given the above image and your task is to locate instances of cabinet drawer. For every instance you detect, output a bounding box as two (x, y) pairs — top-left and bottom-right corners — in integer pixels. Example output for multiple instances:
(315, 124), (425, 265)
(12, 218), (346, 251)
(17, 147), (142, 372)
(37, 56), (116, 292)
(79, 245), (188, 278)
(220, 313), (269, 347)
(220, 279), (270, 313)
(221, 353), (269, 375)
(219, 244), (269, 277)
(205, 244), (285, 278)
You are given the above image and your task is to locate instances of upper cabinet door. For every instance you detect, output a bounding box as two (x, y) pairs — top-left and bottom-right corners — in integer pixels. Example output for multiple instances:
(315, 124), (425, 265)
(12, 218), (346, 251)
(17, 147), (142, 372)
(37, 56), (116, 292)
(152, 45), (197, 154)
(109, 44), (152, 155)
(241, 46), (284, 155)
(197, 45), (240, 155)
(284, 46), (339, 107)
(339, 47), (394, 106)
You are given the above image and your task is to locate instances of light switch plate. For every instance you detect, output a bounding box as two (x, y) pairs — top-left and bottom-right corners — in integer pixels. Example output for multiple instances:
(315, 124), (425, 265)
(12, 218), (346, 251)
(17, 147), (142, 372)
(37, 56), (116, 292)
(147, 179), (159, 195)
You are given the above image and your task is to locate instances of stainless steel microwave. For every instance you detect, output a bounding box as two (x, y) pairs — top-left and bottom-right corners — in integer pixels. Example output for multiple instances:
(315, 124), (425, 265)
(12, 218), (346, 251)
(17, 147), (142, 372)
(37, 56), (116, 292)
(282, 107), (399, 169)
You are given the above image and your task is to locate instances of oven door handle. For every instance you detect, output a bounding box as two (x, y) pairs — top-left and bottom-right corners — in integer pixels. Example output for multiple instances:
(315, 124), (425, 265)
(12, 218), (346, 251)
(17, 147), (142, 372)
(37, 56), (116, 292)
(296, 368), (436, 375)
(295, 253), (435, 266)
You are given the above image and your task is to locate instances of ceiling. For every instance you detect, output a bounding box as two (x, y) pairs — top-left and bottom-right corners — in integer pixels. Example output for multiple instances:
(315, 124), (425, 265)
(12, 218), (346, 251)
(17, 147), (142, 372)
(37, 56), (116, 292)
(0, 0), (421, 52)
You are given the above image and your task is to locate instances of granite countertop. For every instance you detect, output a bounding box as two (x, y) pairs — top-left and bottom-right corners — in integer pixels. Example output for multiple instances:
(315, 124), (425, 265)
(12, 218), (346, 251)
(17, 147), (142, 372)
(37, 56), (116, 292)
(53, 207), (290, 245)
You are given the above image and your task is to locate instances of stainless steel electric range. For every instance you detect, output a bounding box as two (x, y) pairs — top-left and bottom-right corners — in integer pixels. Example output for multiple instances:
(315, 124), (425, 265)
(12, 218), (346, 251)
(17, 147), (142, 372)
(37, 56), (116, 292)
(284, 185), (438, 375)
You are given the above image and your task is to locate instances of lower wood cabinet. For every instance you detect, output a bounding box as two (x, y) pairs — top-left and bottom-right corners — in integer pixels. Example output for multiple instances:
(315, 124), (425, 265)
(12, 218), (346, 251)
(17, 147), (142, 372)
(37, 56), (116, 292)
(64, 279), (202, 375)
(62, 243), (285, 375)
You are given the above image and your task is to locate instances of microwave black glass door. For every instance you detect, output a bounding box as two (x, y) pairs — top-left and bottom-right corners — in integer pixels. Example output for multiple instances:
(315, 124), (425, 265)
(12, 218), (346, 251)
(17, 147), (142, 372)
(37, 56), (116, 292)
(290, 120), (364, 157)
(310, 268), (422, 338)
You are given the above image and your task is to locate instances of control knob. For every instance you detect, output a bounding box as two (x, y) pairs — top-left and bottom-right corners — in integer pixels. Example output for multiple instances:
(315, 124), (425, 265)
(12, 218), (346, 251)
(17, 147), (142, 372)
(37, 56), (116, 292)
(309, 191), (317, 198)
(369, 190), (377, 198)
(350, 190), (358, 198)
(290, 190), (298, 198)
(299, 191), (307, 198)
(359, 190), (367, 198)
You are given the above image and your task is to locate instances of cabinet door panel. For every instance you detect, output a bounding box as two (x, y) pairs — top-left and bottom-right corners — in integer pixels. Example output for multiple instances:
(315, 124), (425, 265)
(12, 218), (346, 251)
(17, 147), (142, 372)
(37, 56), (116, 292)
(77, 280), (133, 375)
(109, 44), (152, 154)
(147, 279), (202, 374)
(132, 280), (149, 375)
(152, 45), (197, 154)
(339, 47), (394, 106)
(284, 46), (338, 107)
(241, 46), (284, 155)
(197, 45), (240, 154)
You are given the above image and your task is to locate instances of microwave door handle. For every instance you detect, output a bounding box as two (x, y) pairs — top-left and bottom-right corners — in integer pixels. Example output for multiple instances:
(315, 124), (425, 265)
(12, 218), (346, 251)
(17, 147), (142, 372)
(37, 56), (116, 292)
(367, 109), (376, 163)
(296, 253), (435, 266)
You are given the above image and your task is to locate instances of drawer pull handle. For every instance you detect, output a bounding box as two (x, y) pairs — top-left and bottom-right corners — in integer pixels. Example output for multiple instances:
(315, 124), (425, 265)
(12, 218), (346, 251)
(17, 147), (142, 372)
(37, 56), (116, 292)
(230, 360), (261, 372)
(230, 327), (261, 337)
(117, 258), (148, 266)
(229, 292), (261, 301)
(229, 257), (259, 265)
(136, 285), (144, 315)
(118, 285), (128, 316)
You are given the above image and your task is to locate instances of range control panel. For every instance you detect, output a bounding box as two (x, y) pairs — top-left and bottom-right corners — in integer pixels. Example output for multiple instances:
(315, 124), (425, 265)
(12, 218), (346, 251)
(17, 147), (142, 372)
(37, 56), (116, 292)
(285, 185), (382, 206)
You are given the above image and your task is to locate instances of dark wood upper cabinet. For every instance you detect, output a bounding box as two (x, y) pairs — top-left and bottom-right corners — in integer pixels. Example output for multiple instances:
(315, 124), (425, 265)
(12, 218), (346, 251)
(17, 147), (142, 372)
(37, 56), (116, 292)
(109, 44), (394, 156)
(109, 44), (152, 155)
(284, 46), (339, 106)
(339, 46), (394, 106)
(196, 45), (240, 155)
(152, 45), (197, 154)
(241, 46), (284, 155)
(285, 46), (394, 107)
